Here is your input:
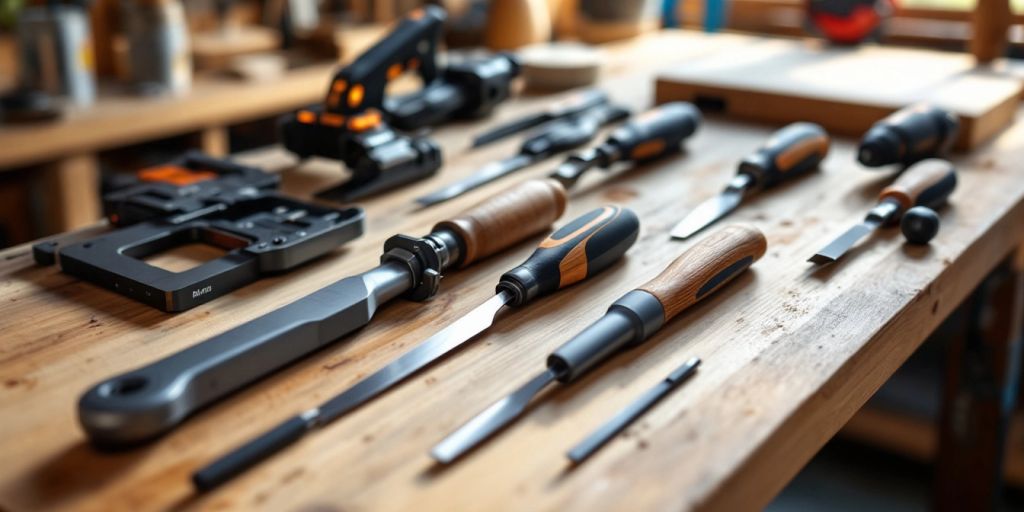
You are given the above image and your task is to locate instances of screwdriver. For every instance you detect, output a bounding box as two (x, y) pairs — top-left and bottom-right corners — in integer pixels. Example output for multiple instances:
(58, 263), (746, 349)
(809, 158), (957, 265)
(431, 224), (767, 464)
(549, 102), (702, 189)
(670, 122), (830, 239)
(567, 356), (700, 464)
(471, 89), (610, 148)
(858, 104), (959, 168)
(416, 103), (631, 207)
(192, 204), (640, 491)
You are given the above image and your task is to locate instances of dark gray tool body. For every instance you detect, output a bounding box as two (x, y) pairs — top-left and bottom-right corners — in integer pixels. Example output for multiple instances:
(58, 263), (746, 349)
(567, 357), (700, 463)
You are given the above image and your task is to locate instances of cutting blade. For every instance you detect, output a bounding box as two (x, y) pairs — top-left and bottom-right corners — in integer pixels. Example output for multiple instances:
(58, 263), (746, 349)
(416, 154), (534, 207)
(431, 367), (558, 464)
(808, 220), (882, 265)
(472, 115), (548, 148)
(320, 291), (513, 423)
(670, 190), (744, 239)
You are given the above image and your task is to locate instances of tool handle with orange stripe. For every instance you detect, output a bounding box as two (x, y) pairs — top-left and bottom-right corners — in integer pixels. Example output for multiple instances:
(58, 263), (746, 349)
(498, 206), (640, 307)
(879, 158), (957, 212)
(738, 122), (830, 190)
(639, 225), (766, 321)
(611, 102), (701, 162)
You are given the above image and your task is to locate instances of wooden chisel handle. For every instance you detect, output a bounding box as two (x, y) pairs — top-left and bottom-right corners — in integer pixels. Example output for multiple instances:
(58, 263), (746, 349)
(879, 158), (957, 212)
(434, 178), (567, 267)
(639, 225), (766, 321)
(499, 205), (640, 306)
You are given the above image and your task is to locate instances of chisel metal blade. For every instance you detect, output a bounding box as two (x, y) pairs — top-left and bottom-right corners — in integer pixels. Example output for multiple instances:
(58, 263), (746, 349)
(416, 154), (534, 207)
(320, 291), (514, 423)
(432, 368), (558, 464)
(472, 116), (548, 148)
(808, 220), (882, 265)
(670, 190), (744, 239)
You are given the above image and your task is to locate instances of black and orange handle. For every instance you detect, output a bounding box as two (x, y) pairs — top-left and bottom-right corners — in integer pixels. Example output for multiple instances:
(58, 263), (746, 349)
(613, 102), (701, 162)
(498, 205), (640, 307)
(638, 224), (766, 322)
(738, 122), (830, 190)
(879, 158), (957, 213)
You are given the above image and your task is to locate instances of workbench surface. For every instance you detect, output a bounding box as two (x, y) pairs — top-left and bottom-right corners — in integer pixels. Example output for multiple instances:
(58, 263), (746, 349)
(1, 32), (1023, 511)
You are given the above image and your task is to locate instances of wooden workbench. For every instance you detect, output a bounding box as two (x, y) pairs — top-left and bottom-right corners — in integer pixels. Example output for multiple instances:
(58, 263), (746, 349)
(1, 31), (1023, 511)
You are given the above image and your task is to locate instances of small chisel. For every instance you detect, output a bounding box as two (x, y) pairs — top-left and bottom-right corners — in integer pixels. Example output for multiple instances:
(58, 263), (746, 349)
(431, 224), (766, 464)
(549, 102), (702, 189)
(192, 204), (640, 491)
(416, 103), (630, 207)
(809, 158), (957, 265)
(670, 122), (830, 239)
(567, 356), (701, 464)
(471, 89), (609, 148)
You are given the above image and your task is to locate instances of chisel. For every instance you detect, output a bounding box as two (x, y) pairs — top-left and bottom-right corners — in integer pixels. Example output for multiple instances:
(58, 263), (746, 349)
(78, 179), (569, 448)
(549, 102), (702, 189)
(192, 205), (640, 491)
(670, 122), (830, 239)
(416, 103), (630, 207)
(567, 356), (700, 464)
(809, 158), (957, 265)
(431, 224), (767, 464)
(470, 89), (609, 148)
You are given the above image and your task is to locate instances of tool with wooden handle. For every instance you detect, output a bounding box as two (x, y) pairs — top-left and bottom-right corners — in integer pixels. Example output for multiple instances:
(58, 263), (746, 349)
(471, 89), (609, 148)
(549, 102), (701, 189)
(809, 158), (957, 265)
(78, 180), (568, 448)
(858, 104), (959, 168)
(431, 225), (766, 464)
(192, 205), (639, 491)
(670, 122), (830, 239)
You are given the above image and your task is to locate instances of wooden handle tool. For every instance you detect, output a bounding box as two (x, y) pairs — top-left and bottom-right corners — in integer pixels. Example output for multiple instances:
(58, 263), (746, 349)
(879, 158), (957, 212)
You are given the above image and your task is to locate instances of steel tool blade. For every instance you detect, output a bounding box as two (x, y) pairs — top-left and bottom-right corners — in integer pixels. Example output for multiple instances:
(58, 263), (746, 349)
(416, 155), (534, 207)
(472, 116), (547, 148)
(319, 291), (514, 422)
(808, 220), (882, 265)
(431, 368), (558, 464)
(670, 191), (744, 239)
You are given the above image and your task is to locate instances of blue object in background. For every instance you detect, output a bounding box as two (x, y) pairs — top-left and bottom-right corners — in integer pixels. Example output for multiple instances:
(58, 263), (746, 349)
(663, 0), (680, 27)
(662, 0), (728, 32)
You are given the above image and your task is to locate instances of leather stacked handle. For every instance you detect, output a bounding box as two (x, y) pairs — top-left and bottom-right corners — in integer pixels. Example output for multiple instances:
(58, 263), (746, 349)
(499, 205), (640, 306)
(434, 178), (568, 267)
(879, 158), (957, 211)
(639, 225), (767, 321)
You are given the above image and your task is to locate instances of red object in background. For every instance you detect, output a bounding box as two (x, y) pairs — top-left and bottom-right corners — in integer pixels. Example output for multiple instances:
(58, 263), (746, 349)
(807, 0), (894, 44)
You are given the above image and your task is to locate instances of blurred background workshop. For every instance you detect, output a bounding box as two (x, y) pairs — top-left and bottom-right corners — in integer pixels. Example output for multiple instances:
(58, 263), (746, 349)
(0, 0), (1022, 511)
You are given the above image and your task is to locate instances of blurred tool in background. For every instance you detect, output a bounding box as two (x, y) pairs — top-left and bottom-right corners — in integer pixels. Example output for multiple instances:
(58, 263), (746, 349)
(120, 0), (192, 95)
(858, 104), (959, 169)
(16, 0), (96, 106)
(806, 0), (892, 45)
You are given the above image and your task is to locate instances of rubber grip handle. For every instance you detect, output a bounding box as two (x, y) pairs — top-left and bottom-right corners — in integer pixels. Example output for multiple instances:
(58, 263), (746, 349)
(879, 158), (957, 211)
(613, 102), (701, 162)
(193, 415), (307, 492)
(499, 206), (640, 306)
(738, 122), (830, 189)
(434, 178), (568, 267)
(638, 225), (766, 321)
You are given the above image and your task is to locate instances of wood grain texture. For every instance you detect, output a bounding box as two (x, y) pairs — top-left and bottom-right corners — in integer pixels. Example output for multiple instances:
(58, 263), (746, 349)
(880, 158), (955, 210)
(639, 225), (767, 321)
(0, 31), (1023, 512)
(435, 178), (567, 266)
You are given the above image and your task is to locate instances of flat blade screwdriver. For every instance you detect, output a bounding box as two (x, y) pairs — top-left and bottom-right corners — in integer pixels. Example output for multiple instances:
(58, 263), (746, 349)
(471, 89), (610, 148)
(431, 225), (766, 464)
(192, 205), (640, 491)
(416, 103), (630, 207)
(809, 158), (957, 265)
(670, 122), (830, 239)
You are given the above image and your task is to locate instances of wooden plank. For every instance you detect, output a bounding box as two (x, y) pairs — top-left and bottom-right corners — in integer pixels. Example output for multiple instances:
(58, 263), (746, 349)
(0, 31), (1023, 511)
(655, 35), (1022, 150)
